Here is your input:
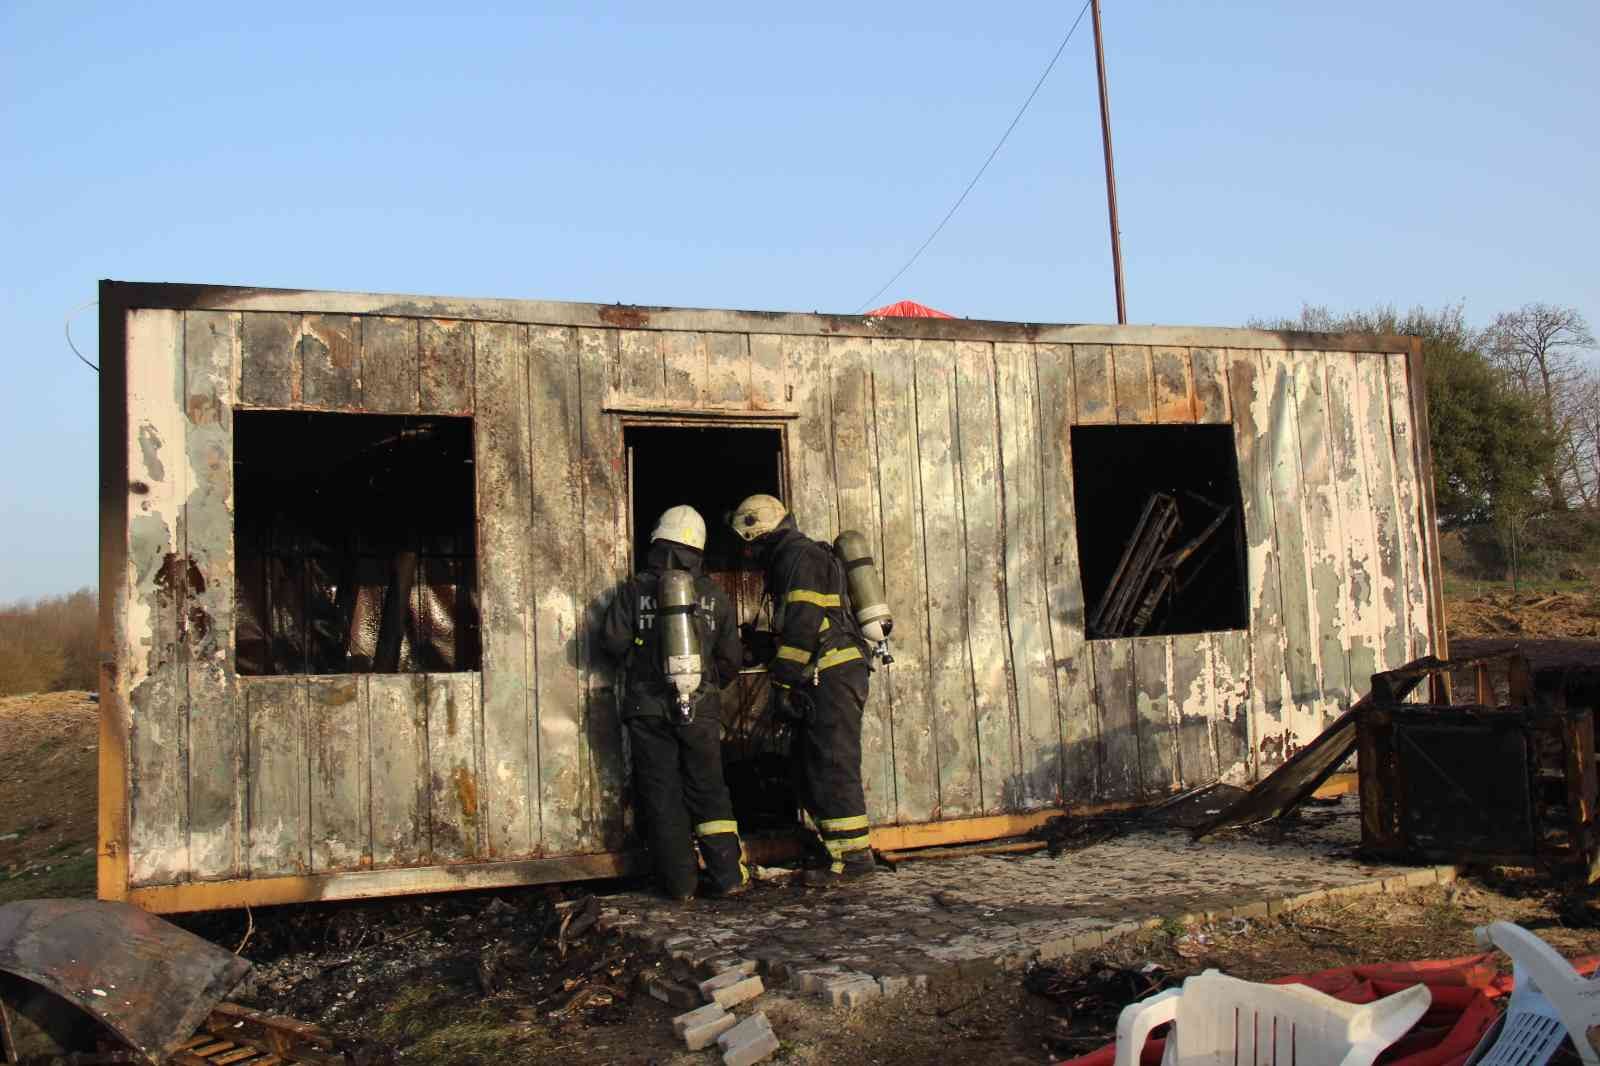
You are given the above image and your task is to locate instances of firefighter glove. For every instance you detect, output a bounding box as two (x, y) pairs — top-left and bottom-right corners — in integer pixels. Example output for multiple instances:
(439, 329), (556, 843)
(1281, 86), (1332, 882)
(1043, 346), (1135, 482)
(772, 682), (813, 723)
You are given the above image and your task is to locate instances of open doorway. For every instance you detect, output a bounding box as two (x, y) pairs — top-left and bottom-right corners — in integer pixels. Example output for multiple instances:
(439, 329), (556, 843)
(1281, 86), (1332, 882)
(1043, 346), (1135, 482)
(623, 422), (796, 831)
(624, 423), (785, 573)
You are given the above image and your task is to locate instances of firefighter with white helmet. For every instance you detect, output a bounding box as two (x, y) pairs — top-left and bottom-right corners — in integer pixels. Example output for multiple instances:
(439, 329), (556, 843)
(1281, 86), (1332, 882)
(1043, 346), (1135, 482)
(729, 494), (877, 885)
(600, 505), (747, 899)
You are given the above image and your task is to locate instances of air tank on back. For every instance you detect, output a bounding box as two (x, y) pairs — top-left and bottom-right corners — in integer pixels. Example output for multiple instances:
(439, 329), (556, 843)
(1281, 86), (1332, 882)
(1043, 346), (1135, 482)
(833, 530), (895, 666)
(657, 569), (703, 723)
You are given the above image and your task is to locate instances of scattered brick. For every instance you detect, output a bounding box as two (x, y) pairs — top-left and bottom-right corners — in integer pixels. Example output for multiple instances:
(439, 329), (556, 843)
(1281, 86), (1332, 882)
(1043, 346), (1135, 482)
(673, 1002), (737, 1051)
(704, 973), (764, 1009)
(717, 1011), (779, 1066)
(821, 974), (880, 1007)
(646, 976), (702, 1010)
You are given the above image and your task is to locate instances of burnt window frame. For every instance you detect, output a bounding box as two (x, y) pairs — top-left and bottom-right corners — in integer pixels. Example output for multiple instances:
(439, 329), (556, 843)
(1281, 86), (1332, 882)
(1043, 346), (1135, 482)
(232, 410), (481, 677)
(1069, 423), (1250, 640)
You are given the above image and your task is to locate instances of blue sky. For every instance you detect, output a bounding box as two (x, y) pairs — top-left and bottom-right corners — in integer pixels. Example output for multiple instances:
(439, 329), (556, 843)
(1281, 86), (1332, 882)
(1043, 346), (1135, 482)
(3, 2), (1596, 600)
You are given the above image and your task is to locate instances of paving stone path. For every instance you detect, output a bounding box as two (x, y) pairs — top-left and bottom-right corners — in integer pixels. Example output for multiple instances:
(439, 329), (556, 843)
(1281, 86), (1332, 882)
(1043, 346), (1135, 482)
(600, 800), (1454, 1005)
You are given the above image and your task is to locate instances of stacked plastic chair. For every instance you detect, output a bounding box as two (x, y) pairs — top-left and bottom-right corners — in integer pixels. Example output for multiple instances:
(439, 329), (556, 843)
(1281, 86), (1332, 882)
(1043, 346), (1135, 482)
(1467, 922), (1600, 1066)
(1113, 969), (1432, 1066)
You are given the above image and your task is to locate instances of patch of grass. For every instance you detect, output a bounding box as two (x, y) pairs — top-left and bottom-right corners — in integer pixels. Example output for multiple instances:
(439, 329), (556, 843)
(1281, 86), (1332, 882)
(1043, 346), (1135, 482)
(0, 851), (96, 904)
(1442, 574), (1592, 598)
(1420, 897), (1469, 932)
(371, 984), (527, 1064)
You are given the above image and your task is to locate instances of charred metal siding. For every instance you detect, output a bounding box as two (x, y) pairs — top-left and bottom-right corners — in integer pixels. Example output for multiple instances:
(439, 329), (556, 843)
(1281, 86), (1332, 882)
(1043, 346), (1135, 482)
(98, 281), (1445, 912)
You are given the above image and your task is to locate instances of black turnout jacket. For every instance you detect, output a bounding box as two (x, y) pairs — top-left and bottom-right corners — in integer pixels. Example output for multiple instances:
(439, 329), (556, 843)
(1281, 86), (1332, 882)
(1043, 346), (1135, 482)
(761, 522), (866, 688)
(600, 541), (741, 720)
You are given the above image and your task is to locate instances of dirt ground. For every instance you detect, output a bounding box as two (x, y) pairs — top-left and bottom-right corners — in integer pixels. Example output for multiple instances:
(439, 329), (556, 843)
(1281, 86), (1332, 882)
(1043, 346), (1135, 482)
(0, 690), (98, 903)
(164, 871), (1600, 1065)
(1447, 586), (1600, 639)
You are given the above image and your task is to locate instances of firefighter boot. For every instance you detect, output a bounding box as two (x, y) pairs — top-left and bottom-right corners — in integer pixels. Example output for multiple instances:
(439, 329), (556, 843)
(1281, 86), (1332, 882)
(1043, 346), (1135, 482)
(801, 848), (877, 887)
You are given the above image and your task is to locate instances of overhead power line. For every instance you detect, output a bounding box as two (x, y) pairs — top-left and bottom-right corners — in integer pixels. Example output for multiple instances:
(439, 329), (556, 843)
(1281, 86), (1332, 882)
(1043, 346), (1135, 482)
(854, 0), (1094, 314)
(66, 299), (98, 372)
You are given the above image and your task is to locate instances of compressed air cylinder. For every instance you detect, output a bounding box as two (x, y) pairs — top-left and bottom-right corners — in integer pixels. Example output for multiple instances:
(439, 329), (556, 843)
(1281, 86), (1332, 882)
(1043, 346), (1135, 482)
(657, 569), (703, 712)
(833, 530), (893, 643)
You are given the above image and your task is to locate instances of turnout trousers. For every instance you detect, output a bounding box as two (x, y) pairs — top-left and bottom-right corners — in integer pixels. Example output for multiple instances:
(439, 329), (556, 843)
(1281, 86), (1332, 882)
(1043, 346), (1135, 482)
(627, 711), (746, 898)
(790, 661), (872, 871)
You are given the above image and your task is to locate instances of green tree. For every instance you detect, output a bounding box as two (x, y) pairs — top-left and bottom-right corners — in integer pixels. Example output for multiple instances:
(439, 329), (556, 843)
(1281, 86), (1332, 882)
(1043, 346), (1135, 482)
(1250, 304), (1555, 533)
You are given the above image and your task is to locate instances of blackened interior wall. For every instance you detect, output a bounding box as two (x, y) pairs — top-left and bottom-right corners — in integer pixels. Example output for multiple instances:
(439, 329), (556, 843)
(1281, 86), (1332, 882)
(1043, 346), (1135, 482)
(1070, 424), (1249, 636)
(234, 411), (481, 674)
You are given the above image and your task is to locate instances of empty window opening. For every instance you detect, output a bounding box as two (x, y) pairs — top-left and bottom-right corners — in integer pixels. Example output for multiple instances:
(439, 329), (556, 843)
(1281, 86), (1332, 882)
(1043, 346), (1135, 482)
(234, 411), (481, 676)
(1071, 424), (1248, 639)
(624, 423), (795, 830)
(624, 424), (784, 574)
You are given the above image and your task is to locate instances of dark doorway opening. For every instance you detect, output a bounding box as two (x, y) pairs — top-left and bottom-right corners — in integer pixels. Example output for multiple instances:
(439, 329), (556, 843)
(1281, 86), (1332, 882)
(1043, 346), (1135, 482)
(1071, 424), (1249, 638)
(624, 424), (785, 573)
(623, 423), (795, 831)
(234, 411), (480, 676)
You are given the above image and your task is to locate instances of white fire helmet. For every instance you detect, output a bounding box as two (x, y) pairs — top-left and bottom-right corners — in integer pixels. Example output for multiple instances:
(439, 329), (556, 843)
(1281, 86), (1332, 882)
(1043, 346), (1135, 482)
(728, 494), (788, 542)
(651, 505), (707, 551)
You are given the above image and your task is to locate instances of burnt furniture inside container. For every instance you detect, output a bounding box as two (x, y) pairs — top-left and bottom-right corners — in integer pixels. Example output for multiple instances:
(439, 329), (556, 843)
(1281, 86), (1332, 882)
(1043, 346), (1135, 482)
(234, 411), (480, 676)
(1070, 424), (1248, 638)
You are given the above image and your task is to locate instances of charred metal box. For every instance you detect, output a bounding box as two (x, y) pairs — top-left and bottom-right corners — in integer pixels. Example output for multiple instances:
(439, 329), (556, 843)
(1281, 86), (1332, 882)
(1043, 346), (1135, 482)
(1356, 681), (1600, 881)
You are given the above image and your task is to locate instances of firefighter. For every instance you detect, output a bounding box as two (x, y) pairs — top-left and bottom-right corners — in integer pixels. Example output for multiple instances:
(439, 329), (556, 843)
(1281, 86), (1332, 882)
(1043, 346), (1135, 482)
(600, 505), (748, 900)
(728, 494), (877, 885)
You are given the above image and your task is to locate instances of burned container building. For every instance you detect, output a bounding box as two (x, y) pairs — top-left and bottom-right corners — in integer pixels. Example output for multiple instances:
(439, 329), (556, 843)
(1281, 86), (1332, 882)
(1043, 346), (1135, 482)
(97, 281), (1446, 912)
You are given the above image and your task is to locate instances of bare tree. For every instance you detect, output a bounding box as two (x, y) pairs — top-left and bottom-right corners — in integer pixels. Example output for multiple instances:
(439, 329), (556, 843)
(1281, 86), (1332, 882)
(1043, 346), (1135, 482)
(1484, 303), (1598, 509)
(1570, 369), (1600, 505)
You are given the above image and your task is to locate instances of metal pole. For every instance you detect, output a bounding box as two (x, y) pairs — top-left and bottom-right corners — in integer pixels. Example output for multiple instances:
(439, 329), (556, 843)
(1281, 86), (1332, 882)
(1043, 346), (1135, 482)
(1091, 0), (1127, 324)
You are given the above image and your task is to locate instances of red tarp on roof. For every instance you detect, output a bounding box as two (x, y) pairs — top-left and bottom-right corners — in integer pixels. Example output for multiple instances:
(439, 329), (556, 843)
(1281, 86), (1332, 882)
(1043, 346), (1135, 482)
(865, 300), (955, 319)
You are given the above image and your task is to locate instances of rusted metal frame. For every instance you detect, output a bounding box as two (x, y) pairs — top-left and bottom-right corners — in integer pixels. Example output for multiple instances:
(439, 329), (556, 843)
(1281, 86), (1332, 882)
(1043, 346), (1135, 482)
(1563, 710), (1600, 882)
(613, 413), (792, 431)
(98, 283), (132, 904)
(99, 281), (1420, 353)
(1356, 706), (1401, 851)
(604, 400), (800, 419)
(1406, 340), (1451, 700)
(127, 850), (650, 913)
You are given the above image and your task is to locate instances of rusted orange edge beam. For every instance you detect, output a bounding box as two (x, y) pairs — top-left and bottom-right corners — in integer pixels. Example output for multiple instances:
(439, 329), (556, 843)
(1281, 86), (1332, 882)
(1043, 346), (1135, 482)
(126, 852), (651, 913)
(122, 784), (1357, 912)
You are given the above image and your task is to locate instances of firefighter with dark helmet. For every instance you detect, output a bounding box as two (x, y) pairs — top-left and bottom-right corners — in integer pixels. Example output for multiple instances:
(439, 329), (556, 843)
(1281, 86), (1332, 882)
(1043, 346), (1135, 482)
(600, 505), (748, 900)
(729, 494), (877, 885)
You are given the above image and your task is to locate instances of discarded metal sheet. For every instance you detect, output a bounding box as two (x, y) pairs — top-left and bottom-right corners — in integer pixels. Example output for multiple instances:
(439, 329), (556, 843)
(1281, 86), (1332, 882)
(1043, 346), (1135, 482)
(0, 900), (251, 1064)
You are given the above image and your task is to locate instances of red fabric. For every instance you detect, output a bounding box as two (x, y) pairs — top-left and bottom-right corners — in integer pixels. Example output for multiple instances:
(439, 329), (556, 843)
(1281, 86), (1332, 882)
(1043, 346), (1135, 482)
(1049, 953), (1591, 1066)
(864, 299), (955, 318)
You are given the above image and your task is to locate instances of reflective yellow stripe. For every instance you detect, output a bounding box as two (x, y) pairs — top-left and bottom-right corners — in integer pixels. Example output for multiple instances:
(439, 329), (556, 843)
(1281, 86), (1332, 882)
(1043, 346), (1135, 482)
(816, 645), (863, 671)
(695, 819), (739, 837)
(822, 832), (871, 857)
(775, 645), (813, 664)
(819, 618), (830, 632)
(818, 814), (870, 832)
(633, 637), (644, 646)
(786, 589), (842, 607)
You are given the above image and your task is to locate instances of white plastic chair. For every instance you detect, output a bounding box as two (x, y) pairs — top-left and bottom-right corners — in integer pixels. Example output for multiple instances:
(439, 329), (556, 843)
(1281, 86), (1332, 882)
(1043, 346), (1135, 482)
(1114, 969), (1431, 1066)
(1466, 921), (1600, 1066)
